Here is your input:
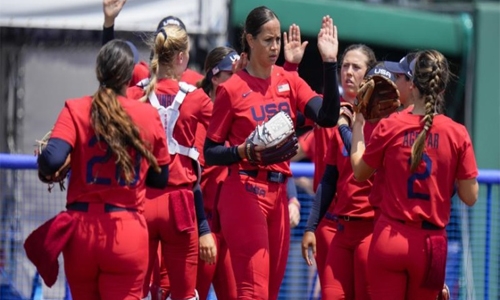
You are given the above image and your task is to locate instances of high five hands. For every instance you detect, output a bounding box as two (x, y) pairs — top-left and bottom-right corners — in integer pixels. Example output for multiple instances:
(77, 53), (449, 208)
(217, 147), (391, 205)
(103, 0), (127, 27)
(284, 24), (309, 65)
(317, 15), (338, 63)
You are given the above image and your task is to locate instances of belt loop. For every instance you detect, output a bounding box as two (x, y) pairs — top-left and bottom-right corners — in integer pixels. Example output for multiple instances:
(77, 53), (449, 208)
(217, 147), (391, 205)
(343, 215), (350, 221)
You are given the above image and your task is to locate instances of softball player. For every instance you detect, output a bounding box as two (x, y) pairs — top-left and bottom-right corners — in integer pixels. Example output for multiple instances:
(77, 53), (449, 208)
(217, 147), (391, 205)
(302, 44), (377, 291)
(37, 40), (171, 300)
(363, 53), (417, 220)
(127, 25), (214, 300)
(318, 66), (398, 300)
(203, 7), (341, 299)
(351, 50), (479, 300)
(102, 0), (203, 86)
(194, 46), (239, 300)
(384, 53), (417, 109)
(194, 24), (309, 298)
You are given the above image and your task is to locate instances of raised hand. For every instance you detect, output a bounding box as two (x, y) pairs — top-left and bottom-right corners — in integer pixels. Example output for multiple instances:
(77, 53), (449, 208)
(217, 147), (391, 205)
(283, 24), (309, 65)
(103, 0), (127, 27)
(317, 15), (338, 63)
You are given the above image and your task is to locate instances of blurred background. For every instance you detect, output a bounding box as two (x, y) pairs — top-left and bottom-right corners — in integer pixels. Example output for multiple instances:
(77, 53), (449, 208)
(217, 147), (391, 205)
(0, 0), (499, 299)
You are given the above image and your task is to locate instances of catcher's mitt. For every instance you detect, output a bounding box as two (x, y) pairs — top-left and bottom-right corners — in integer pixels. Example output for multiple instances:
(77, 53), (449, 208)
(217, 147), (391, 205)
(244, 111), (298, 165)
(355, 67), (401, 120)
(35, 130), (71, 192)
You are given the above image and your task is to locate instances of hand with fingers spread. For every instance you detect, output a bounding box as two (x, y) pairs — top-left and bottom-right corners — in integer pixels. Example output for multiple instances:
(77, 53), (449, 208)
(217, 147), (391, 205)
(199, 233), (217, 264)
(301, 231), (317, 266)
(317, 15), (338, 63)
(284, 24), (309, 65)
(103, 0), (127, 27)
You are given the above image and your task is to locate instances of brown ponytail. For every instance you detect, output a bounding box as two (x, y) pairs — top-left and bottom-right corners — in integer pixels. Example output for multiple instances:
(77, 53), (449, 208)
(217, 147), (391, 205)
(92, 40), (160, 185)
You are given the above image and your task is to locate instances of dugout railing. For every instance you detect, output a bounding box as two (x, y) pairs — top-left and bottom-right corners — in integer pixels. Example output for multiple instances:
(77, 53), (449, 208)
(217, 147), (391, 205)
(1, 153), (499, 300)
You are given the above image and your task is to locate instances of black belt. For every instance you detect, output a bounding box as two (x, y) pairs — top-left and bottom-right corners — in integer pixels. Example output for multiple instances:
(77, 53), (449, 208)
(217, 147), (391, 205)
(395, 219), (443, 231)
(325, 212), (365, 222)
(66, 202), (137, 213)
(238, 170), (287, 184)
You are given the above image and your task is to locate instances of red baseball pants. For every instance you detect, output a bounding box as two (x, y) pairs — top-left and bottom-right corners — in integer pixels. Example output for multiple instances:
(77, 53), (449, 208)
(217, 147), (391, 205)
(63, 205), (148, 300)
(314, 218), (337, 287)
(218, 172), (290, 300)
(322, 218), (373, 299)
(142, 188), (199, 300)
(368, 214), (444, 300)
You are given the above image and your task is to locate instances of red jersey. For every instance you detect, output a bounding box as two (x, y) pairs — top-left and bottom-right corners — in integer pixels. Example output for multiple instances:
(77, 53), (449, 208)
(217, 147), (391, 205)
(206, 66), (317, 176)
(182, 68), (204, 85)
(297, 127), (336, 191)
(298, 130), (315, 161)
(324, 122), (377, 217)
(194, 121), (228, 210)
(362, 113), (478, 227)
(50, 95), (170, 210)
(129, 61), (203, 87)
(313, 126), (336, 191)
(130, 61), (150, 87)
(369, 109), (411, 209)
(128, 79), (213, 186)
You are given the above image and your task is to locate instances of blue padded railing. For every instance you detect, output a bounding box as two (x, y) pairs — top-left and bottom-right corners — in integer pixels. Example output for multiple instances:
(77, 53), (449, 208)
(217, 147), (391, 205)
(1, 153), (499, 300)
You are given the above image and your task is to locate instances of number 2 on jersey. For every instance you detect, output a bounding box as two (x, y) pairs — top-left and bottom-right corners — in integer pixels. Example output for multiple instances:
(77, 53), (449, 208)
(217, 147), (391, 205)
(86, 136), (141, 186)
(407, 153), (432, 200)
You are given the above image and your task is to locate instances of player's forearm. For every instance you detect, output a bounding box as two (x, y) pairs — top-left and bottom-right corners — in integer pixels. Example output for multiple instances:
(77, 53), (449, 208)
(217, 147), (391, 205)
(193, 183), (211, 236)
(351, 121), (367, 180)
(304, 165), (338, 232)
(286, 178), (298, 199)
(37, 138), (72, 176)
(203, 138), (243, 166)
(303, 62), (340, 127)
(338, 124), (352, 154)
(102, 24), (115, 46)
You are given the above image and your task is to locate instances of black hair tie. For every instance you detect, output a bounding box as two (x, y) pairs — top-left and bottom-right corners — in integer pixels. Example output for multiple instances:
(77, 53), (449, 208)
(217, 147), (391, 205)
(156, 28), (168, 40)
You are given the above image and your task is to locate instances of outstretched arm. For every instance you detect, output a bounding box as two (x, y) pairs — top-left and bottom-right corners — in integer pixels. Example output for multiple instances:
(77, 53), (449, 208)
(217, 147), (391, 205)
(102, 0), (127, 45)
(303, 16), (340, 128)
(351, 113), (375, 181)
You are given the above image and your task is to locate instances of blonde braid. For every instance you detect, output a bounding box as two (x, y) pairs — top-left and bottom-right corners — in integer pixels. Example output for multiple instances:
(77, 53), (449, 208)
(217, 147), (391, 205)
(140, 57), (159, 103)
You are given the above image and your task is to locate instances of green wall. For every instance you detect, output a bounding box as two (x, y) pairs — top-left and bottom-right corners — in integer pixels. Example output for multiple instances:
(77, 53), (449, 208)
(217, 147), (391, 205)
(473, 3), (500, 170)
(471, 3), (500, 300)
(232, 0), (464, 55)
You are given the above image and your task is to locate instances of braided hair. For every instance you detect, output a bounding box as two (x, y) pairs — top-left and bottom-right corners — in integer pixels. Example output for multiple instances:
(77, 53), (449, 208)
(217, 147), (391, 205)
(410, 50), (450, 172)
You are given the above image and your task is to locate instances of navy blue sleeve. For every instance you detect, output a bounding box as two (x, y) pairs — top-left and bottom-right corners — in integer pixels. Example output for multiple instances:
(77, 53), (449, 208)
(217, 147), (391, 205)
(338, 125), (352, 154)
(37, 138), (72, 176)
(193, 182), (211, 236)
(145, 165), (169, 189)
(303, 62), (340, 128)
(296, 112), (307, 128)
(304, 164), (338, 232)
(286, 178), (298, 199)
(204, 138), (242, 166)
(102, 25), (115, 45)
